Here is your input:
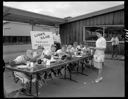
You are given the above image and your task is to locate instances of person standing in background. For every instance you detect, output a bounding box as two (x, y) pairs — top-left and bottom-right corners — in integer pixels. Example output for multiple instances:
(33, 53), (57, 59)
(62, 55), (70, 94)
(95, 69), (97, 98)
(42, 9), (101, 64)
(110, 33), (119, 59)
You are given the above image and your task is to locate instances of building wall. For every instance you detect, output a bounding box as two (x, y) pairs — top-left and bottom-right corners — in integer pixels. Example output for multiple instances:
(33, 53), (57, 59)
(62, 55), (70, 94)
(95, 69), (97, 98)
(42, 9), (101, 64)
(60, 10), (124, 44)
(3, 22), (32, 36)
(3, 21), (60, 44)
(3, 22), (59, 36)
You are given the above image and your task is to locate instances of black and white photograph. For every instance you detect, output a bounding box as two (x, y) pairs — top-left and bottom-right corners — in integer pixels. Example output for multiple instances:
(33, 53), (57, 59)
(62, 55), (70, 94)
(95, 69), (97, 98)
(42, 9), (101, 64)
(3, 1), (125, 98)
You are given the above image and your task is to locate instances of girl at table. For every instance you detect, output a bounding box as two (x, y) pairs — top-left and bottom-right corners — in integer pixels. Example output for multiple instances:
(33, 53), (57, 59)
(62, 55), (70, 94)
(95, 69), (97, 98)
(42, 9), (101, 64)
(92, 29), (106, 83)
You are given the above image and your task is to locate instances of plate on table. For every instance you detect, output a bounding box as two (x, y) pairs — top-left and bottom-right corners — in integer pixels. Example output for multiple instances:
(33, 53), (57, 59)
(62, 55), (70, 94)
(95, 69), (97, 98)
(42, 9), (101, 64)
(50, 59), (56, 63)
(76, 55), (82, 57)
(16, 65), (28, 68)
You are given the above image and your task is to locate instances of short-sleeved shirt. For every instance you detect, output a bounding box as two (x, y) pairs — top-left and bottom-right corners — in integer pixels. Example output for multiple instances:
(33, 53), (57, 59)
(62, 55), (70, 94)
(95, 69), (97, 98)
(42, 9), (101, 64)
(13, 55), (29, 83)
(111, 37), (119, 46)
(93, 37), (106, 67)
(44, 50), (57, 56)
(14, 55), (27, 64)
(66, 47), (72, 52)
(33, 51), (44, 59)
(95, 37), (106, 56)
(56, 49), (67, 57)
(71, 47), (78, 52)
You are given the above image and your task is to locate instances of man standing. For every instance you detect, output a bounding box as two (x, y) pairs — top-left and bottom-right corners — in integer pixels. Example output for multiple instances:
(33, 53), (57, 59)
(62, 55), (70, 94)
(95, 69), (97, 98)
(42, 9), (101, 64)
(93, 29), (106, 83)
(110, 33), (119, 59)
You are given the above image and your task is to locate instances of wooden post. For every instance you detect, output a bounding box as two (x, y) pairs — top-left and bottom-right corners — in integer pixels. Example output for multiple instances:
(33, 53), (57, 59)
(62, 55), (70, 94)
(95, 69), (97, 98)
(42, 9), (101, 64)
(83, 26), (85, 42)
(103, 26), (105, 37)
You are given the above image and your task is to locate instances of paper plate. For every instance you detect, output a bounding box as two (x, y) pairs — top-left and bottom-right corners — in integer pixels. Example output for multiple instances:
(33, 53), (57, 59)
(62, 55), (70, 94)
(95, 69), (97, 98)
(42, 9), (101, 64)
(16, 65), (28, 68)
(76, 56), (82, 57)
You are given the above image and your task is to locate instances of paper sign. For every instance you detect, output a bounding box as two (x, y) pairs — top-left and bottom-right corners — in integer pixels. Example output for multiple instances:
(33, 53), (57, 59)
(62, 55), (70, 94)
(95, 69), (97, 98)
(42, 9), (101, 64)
(30, 31), (54, 50)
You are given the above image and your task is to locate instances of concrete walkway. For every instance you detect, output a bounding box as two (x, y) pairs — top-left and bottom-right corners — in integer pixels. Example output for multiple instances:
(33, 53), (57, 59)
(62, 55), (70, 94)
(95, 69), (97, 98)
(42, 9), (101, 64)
(4, 57), (124, 97)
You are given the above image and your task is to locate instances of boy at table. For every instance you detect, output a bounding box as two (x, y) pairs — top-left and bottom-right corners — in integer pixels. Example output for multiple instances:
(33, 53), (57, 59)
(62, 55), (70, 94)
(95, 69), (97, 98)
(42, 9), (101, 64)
(92, 29), (106, 83)
(56, 45), (71, 76)
(33, 46), (45, 61)
(44, 44), (57, 58)
(43, 44), (59, 78)
(67, 44), (73, 53)
(71, 42), (79, 53)
(9, 49), (37, 94)
(56, 45), (70, 58)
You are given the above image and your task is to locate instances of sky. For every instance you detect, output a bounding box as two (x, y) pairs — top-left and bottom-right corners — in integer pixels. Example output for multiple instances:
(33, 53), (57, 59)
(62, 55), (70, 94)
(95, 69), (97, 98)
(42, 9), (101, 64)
(3, 1), (124, 18)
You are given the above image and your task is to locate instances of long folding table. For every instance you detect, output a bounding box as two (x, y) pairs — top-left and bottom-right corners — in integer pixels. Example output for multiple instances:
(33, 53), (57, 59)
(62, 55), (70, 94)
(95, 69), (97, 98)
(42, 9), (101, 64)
(5, 55), (93, 97)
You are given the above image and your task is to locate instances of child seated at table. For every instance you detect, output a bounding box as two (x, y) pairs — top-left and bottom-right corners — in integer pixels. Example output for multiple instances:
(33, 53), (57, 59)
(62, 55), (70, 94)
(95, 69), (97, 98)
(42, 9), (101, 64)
(33, 46), (45, 64)
(67, 45), (72, 52)
(41, 44), (59, 78)
(71, 42), (79, 52)
(9, 50), (33, 66)
(56, 45), (70, 59)
(9, 49), (38, 95)
(44, 44), (59, 60)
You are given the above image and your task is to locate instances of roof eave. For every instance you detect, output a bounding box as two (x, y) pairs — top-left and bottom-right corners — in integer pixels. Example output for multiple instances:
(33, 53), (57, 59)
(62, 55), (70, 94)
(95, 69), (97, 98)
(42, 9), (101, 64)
(66, 4), (124, 23)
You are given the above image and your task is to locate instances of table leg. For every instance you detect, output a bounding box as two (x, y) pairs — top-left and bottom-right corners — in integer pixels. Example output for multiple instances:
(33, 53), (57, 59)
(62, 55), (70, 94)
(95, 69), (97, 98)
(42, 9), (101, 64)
(82, 61), (84, 73)
(23, 74), (37, 97)
(67, 63), (78, 83)
(77, 62), (79, 72)
(69, 65), (72, 80)
(64, 65), (66, 79)
(76, 59), (88, 76)
(35, 73), (39, 96)
(29, 74), (33, 95)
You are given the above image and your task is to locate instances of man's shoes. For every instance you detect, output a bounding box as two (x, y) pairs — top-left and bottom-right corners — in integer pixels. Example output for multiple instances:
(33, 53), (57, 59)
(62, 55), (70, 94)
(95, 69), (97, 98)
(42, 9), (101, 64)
(95, 77), (103, 83)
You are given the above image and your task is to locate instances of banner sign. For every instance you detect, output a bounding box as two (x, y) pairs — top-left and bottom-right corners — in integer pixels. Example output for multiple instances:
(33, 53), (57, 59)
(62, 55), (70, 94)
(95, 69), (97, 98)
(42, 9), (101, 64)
(53, 28), (61, 43)
(30, 31), (54, 50)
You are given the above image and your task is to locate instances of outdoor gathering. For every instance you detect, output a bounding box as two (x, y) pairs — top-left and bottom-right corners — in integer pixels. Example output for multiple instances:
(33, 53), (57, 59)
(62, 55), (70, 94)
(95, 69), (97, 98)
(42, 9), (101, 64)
(3, 1), (125, 98)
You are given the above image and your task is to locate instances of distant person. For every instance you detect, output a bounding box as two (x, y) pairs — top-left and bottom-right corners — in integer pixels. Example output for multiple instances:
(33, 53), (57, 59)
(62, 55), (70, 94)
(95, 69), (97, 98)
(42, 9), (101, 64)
(91, 29), (106, 83)
(110, 33), (119, 58)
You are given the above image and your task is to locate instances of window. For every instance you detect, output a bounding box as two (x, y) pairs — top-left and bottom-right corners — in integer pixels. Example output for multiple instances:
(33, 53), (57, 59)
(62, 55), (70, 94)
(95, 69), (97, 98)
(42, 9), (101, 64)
(83, 25), (124, 41)
(3, 36), (31, 45)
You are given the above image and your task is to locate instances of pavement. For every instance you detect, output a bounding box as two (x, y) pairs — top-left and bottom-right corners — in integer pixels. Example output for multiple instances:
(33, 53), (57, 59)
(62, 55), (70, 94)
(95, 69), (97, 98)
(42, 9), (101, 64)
(3, 55), (124, 97)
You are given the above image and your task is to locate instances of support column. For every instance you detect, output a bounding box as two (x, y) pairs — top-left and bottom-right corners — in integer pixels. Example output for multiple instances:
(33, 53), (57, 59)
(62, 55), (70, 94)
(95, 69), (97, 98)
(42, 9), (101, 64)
(29, 20), (35, 31)
(32, 24), (34, 31)
(103, 26), (106, 37)
(83, 26), (85, 42)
